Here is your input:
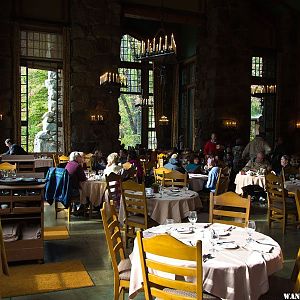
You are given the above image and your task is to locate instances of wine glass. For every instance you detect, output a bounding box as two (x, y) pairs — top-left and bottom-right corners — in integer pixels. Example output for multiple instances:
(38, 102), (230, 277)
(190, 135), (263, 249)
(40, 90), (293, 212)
(159, 184), (164, 198)
(210, 229), (219, 256)
(289, 174), (296, 183)
(246, 220), (256, 243)
(183, 185), (189, 195)
(188, 211), (197, 231)
(165, 218), (175, 233)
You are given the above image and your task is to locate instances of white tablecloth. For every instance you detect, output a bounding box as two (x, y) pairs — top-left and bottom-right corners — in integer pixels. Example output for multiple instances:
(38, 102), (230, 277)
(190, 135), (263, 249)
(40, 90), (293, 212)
(284, 180), (300, 194)
(235, 173), (265, 195)
(119, 189), (202, 225)
(189, 174), (208, 192)
(129, 223), (283, 300)
(80, 179), (107, 206)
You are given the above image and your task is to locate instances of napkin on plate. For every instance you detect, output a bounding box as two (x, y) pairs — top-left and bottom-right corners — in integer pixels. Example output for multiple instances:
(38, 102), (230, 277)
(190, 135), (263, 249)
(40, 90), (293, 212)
(247, 241), (274, 253)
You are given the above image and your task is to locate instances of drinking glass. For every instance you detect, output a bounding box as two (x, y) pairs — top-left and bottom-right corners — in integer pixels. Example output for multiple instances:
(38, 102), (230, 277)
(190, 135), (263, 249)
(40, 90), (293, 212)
(165, 218), (175, 233)
(246, 220), (256, 242)
(289, 174), (296, 183)
(188, 211), (197, 231)
(159, 184), (164, 198)
(210, 229), (219, 256)
(183, 185), (189, 195)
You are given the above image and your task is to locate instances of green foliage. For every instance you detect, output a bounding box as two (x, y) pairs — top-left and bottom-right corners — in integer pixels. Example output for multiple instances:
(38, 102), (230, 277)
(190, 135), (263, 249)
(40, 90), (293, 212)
(27, 69), (48, 152)
(251, 97), (263, 118)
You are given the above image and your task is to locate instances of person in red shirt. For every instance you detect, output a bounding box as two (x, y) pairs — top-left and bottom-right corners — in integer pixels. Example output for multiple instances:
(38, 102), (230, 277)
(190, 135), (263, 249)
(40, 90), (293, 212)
(204, 133), (218, 156)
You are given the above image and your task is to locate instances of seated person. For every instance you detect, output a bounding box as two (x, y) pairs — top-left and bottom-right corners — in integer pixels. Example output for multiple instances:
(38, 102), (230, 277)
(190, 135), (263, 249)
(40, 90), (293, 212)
(280, 155), (299, 180)
(185, 155), (201, 173)
(164, 153), (186, 174)
(102, 152), (122, 179)
(92, 150), (107, 172)
(65, 151), (87, 197)
(243, 152), (271, 173)
(204, 158), (220, 193)
(118, 149), (128, 165)
(1, 138), (27, 156)
(127, 150), (143, 182)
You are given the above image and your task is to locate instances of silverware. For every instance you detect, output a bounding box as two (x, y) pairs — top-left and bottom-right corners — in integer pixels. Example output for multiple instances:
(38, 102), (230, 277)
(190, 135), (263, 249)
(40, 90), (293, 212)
(255, 240), (277, 247)
(204, 223), (212, 228)
(203, 254), (213, 262)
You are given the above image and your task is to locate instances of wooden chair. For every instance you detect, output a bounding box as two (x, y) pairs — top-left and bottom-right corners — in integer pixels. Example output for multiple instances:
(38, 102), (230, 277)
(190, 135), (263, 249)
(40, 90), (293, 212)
(292, 247), (300, 292)
(162, 170), (188, 188)
(137, 231), (219, 300)
(0, 162), (16, 171)
(52, 154), (59, 167)
(105, 173), (122, 210)
(121, 180), (149, 246)
(209, 192), (251, 228)
(265, 172), (299, 234)
(122, 162), (132, 170)
(84, 153), (94, 171)
(214, 168), (230, 196)
(142, 160), (156, 177)
(153, 167), (171, 184)
(58, 155), (69, 164)
(101, 202), (131, 300)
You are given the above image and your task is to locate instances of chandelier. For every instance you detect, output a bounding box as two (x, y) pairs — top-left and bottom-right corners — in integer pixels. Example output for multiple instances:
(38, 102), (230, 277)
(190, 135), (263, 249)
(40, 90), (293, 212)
(99, 72), (127, 88)
(138, 33), (176, 61)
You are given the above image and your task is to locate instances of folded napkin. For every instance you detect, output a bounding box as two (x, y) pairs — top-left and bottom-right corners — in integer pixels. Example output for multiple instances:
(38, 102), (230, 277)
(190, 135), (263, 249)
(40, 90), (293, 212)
(247, 241), (274, 253)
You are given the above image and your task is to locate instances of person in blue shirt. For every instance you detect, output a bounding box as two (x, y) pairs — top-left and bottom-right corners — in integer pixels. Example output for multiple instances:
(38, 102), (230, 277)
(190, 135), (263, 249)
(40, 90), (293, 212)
(164, 153), (186, 174)
(205, 158), (220, 193)
(185, 155), (201, 173)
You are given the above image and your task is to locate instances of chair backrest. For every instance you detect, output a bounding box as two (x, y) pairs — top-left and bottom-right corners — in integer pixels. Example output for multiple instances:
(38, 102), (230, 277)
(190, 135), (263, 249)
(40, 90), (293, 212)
(215, 173), (230, 195)
(52, 154), (60, 167)
(213, 168), (223, 195)
(122, 162), (132, 170)
(142, 161), (156, 177)
(101, 202), (126, 282)
(0, 162), (16, 171)
(105, 173), (122, 203)
(121, 180), (148, 227)
(84, 154), (93, 171)
(209, 192), (251, 228)
(59, 155), (69, 164)
(162, 170), (188, 188)
(291, 247), (300, 292)
(153, 167), (172, 184)
(265, 172), (286, 213)
(137, 231), (203, 300)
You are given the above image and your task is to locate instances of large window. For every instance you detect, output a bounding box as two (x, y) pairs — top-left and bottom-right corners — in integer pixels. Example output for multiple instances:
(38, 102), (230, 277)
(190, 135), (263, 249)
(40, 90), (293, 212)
(19, 29), (64, 152)
(119, 35), (156, 149)
(250, 55), (276, 144)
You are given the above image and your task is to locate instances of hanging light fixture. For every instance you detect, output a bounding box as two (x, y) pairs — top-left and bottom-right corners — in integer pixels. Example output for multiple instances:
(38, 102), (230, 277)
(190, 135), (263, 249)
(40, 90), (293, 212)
(158, 115), (169, 125)
(138, 33), (176, 61)
(137, 0), (177, 61)
(99, 72), (127, 87)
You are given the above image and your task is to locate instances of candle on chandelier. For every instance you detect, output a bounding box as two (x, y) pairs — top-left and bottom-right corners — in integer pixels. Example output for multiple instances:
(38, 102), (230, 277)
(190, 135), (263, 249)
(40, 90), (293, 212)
(159, 37), (162, 51)
(165, 35), (167, 51)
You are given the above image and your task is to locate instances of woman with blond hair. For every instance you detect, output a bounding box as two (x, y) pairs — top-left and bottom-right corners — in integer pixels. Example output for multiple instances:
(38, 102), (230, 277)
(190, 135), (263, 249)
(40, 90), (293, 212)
(102, 152), (122, 179)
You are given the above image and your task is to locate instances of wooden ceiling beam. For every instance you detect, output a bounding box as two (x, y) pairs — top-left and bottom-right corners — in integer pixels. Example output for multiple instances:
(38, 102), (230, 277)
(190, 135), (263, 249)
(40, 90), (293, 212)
(122, 3), (201, 26)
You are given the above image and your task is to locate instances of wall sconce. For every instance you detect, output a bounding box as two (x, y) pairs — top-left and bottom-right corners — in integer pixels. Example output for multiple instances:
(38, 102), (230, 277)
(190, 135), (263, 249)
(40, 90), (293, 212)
(90, 114), (104, 124)
(0, 114), (2, 121)
(158, 115), (169, 126)
(296, 121), (300, 129)
(223, 119), (237, 128)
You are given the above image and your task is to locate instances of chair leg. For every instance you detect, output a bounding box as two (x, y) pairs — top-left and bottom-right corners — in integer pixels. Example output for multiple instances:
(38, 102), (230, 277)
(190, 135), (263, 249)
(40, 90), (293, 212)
(55, 202), (58, 219)
(119, 287), (125, 300)
(114, 280), (119, 300)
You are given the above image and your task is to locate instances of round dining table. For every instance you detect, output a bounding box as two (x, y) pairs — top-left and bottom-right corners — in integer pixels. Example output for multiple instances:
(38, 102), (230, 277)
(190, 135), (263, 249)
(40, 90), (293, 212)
(284, 179), (300, 194)
(235, 173), (265, 195)
(128, 223), (283, 300)
(80, 178), (107, 206)
(118, 188), (202, 225)
(188, 173), (208, 192)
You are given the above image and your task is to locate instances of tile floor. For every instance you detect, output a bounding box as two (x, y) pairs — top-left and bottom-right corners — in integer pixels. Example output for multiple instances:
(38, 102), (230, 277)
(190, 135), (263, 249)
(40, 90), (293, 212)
(4, 201), (300, 300)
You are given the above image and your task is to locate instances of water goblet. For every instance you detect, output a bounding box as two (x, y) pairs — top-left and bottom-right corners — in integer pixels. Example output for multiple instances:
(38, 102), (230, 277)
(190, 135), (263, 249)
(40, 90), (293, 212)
(159, 184), (164, 198)
(165, 218), (175, 233)
(188, 211), (197, 232)
(246, 220), (256, 243)
(289, 174), (296, 183)
(210, 229), (219, 256)
(183, 185), (189, 195)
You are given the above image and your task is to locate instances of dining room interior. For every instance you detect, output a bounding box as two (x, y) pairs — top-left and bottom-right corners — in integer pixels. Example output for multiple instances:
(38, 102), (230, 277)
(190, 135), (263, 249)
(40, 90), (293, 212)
(0, 0), (300, 299)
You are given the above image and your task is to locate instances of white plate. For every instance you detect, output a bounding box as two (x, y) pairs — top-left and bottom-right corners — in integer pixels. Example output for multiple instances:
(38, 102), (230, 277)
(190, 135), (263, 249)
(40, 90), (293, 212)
(218, 242), (238, 249)
(176, 227), (193, 234)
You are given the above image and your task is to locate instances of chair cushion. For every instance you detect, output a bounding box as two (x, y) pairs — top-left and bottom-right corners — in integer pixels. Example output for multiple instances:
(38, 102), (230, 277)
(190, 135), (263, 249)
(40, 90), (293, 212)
(162, 288), (219, 299)
(118, 258), (131, 281)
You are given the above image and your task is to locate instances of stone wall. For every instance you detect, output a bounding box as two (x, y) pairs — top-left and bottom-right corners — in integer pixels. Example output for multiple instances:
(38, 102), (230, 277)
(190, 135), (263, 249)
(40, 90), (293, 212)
(70, 0), (121, 154)
(194, 0), (300, 151)
(0, 1), (14, 153)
